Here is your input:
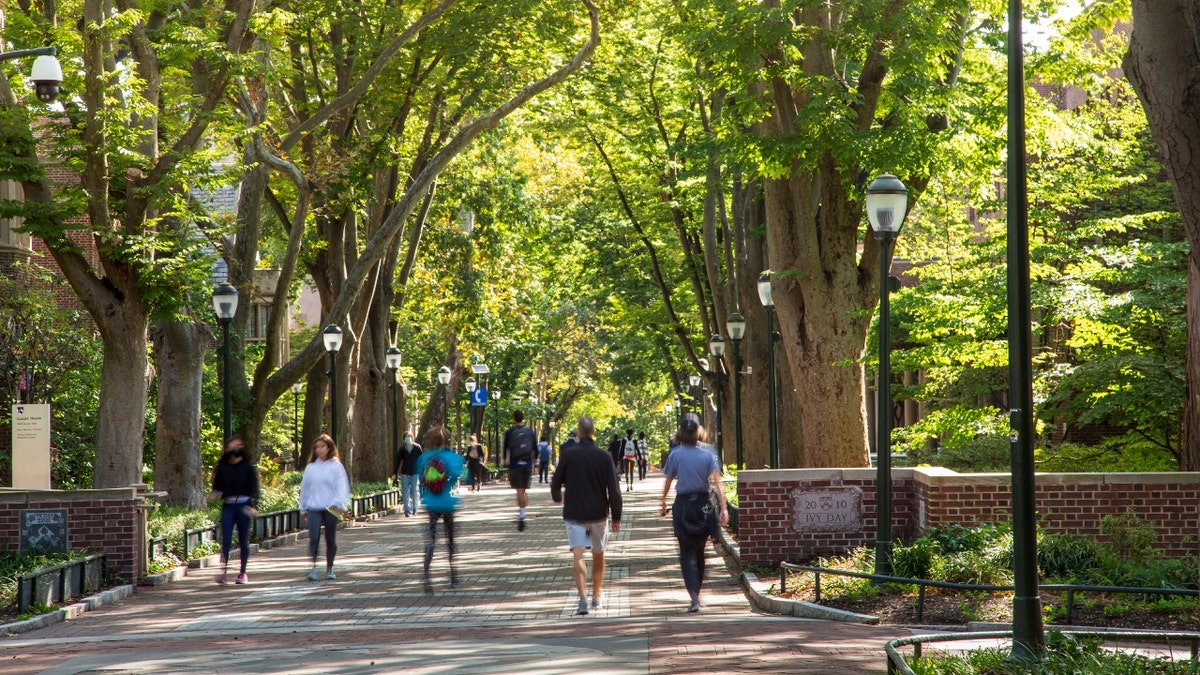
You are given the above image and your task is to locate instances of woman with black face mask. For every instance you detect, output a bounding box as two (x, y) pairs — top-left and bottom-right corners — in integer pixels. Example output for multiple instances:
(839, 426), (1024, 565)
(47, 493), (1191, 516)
(207, 437), (261, 585)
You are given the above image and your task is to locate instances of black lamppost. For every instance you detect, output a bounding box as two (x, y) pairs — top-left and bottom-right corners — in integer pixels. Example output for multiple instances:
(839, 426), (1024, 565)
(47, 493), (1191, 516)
(758, 273), (780, 468)
(673, 395), (682, 426)
(322, 325), (343, 446)
(1007, 0), (1044, 662)
(291, 381), (302, 461)
(437, 366), (451, 426)
(386, 347), (402, 478)
(492, 388), (502, 468)
(0, 47), (63, 102)
(463, 377), (477, 450)
(212, 283), (238, 443)
(709, 335), (725, 468)
(866, 174), (909, 578)
(726, 313), (747, 470)
(689, 372), (702, 428)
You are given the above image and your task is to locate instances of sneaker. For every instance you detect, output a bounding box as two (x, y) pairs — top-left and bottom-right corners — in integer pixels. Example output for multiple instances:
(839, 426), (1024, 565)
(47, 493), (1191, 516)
(450, 580), (461, 590)
(307, 567), (319, 581)
(216, 573), (228, 585)
(326, 569), (336, 580)
(576, 598), (589, 615)
(236, 573), (248, 585)
(591, 595), (602, 610)
(518, 518), (526, 532)
(688, 600), (701, 613)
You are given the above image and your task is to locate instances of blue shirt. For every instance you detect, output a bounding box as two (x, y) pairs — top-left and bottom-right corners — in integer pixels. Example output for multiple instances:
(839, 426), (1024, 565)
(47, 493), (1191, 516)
(415, 448), (465, 513)
(663, 443), (718, 494)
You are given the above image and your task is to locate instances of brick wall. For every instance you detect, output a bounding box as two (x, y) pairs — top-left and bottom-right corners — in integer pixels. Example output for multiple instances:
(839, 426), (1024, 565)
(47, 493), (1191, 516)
(0, 487), (148, 585)
(737, 467), (1200, 567)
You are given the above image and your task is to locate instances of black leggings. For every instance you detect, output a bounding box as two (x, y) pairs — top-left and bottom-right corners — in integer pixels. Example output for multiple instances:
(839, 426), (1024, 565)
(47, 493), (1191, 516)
(624, 459), (636, 488)
(424, 511), (457, 581)
(307, 510), (339, 568)
(220, 503), (252, 574)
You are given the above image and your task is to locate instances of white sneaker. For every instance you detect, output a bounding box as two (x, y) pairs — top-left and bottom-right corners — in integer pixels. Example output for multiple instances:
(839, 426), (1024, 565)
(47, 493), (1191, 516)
(307, 567), (319, 581)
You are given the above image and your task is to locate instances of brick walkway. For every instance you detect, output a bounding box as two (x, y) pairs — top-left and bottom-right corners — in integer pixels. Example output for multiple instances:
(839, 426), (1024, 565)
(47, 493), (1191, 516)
(1, 474), (915, 674)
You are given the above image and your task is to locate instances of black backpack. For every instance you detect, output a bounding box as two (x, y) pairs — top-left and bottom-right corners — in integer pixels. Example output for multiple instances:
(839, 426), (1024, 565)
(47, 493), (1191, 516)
(509, 427), (536, 460)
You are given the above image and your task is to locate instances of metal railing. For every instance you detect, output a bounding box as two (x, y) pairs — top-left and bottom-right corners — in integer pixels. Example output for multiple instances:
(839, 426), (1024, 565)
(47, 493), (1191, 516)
(780, 563), (1200, 625)
(16, 553), (107, 614)
(884, 630), (1200, 674)
(350, 488), (400, 518)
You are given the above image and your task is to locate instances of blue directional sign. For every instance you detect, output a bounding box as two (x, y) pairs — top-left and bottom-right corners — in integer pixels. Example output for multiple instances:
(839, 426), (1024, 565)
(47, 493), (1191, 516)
(470, 387), (488, 407)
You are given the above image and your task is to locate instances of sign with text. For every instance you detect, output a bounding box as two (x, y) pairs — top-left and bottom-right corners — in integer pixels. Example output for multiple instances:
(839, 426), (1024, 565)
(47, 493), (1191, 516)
(12, 403), (51, 489)
(20, 509), (68, 555)
(790, 487), (863, 533)
(470, 387), (488, 407)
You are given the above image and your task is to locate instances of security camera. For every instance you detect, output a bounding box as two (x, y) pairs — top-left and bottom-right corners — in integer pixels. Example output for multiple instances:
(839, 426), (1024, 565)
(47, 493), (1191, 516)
(30, 53), (63, 103)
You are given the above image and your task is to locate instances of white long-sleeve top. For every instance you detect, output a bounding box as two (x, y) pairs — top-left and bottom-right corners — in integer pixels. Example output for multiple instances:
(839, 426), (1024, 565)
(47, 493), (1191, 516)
(299, 458), (351, 513)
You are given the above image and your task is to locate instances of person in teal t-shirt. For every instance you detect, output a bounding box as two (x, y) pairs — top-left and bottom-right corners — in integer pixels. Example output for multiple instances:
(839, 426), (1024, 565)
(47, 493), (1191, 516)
(415, 426), (465, 590)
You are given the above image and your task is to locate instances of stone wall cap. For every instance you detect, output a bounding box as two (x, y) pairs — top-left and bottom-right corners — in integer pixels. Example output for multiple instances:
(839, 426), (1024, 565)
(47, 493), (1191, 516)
(0, 487), (141, 503)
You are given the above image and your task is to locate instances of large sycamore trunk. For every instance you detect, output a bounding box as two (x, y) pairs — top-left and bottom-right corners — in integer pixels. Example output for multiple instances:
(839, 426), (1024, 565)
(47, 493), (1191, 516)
(94, 312), (150, 488)
(1125, 0), (1200, 469)
(152, 318), (208, 507)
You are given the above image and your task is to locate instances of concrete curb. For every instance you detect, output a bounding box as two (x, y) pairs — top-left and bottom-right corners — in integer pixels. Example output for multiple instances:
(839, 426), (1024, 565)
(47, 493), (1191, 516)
(1, 584), (135, 636)
(716, 520), (879, 624)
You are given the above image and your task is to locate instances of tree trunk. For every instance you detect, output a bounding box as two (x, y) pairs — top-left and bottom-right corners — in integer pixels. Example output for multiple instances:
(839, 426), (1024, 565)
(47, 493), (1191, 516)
(94, 307), (151, 487)
(350, 314), (389, 482)
(151, 317), (209, 507)
(1125, 0), (1200, 470)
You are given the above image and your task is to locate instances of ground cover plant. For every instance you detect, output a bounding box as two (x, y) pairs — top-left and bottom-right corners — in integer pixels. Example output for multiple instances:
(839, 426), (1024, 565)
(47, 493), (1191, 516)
(906, 631), (1200, 674)
(782, 516), (1200, 631)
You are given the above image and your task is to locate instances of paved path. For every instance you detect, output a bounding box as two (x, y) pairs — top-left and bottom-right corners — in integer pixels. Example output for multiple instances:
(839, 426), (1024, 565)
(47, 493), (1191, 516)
(1, 475), (915, 674)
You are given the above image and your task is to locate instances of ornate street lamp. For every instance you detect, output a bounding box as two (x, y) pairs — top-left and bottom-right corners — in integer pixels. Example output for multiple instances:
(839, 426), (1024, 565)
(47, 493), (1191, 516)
(709, 335), (726, 468)
(491, 388), (502, 468)
(386, 347), (402, 480)
(1007, 0), (1044, 661)
(726, 313), (747, 470)
(758, 272), (780, 467)
(322, 325), (343, 446)
(437, 366), (452, 426)
(866, 173), (908, 578)
(211, 283), (238, 443)
(673, 395), (682, 426)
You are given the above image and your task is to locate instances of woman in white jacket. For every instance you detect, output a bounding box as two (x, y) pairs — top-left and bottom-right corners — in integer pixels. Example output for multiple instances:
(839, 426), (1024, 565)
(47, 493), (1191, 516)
(300, 433), (352, 580)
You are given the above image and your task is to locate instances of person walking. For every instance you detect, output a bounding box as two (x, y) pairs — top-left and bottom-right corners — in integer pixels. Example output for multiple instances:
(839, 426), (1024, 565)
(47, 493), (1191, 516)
(537, 435), (554, 484)
(636, 431), (649, 480)
(621, 428), (637, 492)
(659, 413), (728, 613)
(606, 434), (623, 475)
(464, 434), (488, 492)
(207, 437), (260, 585)
(299, 433), (352, 581)
(392, 432), (423, 516)
(416, 426), (465, 590)
(502, 410), (538, 531)
(551, 416), (622, 616)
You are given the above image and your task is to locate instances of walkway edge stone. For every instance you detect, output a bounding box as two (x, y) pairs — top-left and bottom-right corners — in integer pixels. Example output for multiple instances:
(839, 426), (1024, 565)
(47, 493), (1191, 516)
(1, 584), (135, 636)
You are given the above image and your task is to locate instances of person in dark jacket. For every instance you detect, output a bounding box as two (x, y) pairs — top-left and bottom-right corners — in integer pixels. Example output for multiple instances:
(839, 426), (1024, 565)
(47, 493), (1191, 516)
(392, 433), (423, 516)
(207, 437), (261, 585)
(606, 435), (623, 474)
(551, 416), (622, 615)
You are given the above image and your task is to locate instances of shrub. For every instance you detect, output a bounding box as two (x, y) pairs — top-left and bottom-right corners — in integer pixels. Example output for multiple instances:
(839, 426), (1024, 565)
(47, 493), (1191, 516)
(1038, 532), (1102, 582)
(893, 538), (939, 579)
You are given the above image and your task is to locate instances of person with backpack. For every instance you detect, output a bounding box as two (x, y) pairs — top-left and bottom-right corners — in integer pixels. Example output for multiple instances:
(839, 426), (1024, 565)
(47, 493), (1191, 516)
(464, 434), (488, 492)
(503, 410), (538, 531)
(621, 429), (638, 491)
(636, 431), (649, 480)
(416, 426), (465, 590)
(537, 435), (554, 484)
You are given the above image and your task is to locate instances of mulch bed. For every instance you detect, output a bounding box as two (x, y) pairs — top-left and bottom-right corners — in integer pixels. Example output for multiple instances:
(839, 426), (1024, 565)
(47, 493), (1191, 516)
(791, 588), (1200, 632)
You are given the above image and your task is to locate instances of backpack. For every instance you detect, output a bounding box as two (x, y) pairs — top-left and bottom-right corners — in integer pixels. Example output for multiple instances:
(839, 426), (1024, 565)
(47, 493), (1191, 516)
(422, 455), (450, 495)
(623, 438), (637, 460)
(509, 426), (536, 460)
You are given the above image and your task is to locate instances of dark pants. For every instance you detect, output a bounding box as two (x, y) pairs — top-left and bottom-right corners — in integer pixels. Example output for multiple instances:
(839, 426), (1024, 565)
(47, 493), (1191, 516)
(638, 458), (647, 480)
(468, 459), (486, 491)
(672, 492), (715, 601)
(424, 511), (457, 583)
(307, 509), (339, 568)
(676, 531), (709, 601)
(624, 459), (636, 489)
(219, 502), (252, 574)
(538, 460), (550, 483)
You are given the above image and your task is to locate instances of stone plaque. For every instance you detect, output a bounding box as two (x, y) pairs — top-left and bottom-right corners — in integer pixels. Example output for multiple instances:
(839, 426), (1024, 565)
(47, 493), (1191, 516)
(20, 509), (69, 555)
(790, 487), (863, 533)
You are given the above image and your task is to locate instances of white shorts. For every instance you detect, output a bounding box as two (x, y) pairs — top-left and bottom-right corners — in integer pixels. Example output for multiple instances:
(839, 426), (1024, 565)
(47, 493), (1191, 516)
(565, 519), (609, 552)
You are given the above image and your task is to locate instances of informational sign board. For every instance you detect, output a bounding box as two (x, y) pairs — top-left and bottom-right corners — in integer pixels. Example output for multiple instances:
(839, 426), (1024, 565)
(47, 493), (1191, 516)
(12, 403), (51, 489)
(20, 509), (69, 555)
(790, 486), (863, 533)
(470, 387), (489, 408)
